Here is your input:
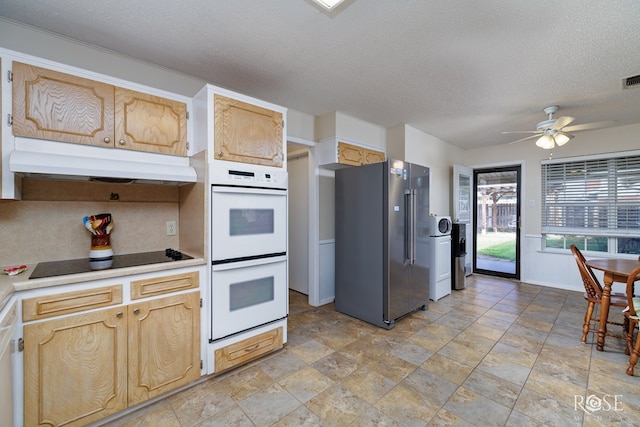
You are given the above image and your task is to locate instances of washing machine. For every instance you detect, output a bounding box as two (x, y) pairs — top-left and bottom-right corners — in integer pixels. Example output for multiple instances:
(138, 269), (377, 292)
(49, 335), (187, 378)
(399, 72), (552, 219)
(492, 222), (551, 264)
(427, 216), (452, 300)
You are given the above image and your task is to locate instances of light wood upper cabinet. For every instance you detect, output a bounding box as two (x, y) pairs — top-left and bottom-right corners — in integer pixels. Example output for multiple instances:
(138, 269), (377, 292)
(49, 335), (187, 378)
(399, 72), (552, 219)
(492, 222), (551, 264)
(12, 62), (188, 156)
(214, 94), (284, 167)
(127, 291), (200, 405)
(115, 88), (187, 156)
(363, 148), (385, 164)
(337, 141), (385, 166)
(12, 62), (115, 147)
(24, 306), (128, 427)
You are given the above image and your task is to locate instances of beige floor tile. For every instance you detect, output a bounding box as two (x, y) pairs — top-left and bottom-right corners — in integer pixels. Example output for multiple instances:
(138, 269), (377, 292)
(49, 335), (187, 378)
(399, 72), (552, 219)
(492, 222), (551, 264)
(461, 370), (522, 408)
(514, 388), (583, 426)
(443, 386), (512, 426)
(339, 365), (396, 404)
(420, 353), (474, 385)
(236, 383), (301, 427)
(277, 366), (334, 403)
(374, 383), (440, 425)
(113, 275), (640, 427)
(192, 405), (254, 427)
(305, 384), (370, 425)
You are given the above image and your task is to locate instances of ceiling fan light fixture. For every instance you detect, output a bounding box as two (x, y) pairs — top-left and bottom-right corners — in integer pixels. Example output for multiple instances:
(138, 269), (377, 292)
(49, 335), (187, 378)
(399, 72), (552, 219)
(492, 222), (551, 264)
(554, 132), (573, 146)
(311, 0), (346, 9)
(536, 135), (555, 149)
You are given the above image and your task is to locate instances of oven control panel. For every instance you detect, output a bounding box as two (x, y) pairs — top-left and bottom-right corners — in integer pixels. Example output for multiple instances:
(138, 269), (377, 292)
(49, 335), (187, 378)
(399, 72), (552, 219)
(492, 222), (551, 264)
(210, 166), (288, 189)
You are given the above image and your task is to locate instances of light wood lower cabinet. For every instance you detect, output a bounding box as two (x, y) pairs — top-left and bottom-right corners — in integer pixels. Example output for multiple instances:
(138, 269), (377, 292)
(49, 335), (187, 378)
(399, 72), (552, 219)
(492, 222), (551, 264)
(214, 327), (283, 373)
(127, 292), (201, 405)
(24, 306), (127, 427)
(23, 291), (200, 427)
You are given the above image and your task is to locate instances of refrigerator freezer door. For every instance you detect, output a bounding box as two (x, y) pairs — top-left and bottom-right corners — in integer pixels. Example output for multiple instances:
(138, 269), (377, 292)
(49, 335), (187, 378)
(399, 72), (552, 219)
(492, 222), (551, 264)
(387, 160), (410, 323)
(409, 163), (430, 307)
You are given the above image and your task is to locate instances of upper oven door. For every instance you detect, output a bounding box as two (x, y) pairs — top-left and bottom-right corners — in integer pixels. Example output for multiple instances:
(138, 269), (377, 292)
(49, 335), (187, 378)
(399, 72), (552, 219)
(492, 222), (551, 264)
(212, 186), (287, 262)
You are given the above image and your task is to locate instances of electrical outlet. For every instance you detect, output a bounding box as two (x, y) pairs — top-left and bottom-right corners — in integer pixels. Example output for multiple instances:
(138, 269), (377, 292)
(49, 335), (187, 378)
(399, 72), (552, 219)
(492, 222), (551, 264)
(166, 221), (177, 236)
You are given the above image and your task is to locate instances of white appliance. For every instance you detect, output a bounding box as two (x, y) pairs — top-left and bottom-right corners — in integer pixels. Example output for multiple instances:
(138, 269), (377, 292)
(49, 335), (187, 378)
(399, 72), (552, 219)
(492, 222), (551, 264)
(210, 166), (288, 340)
(428, 215), (452, 300)
(428, 215), (452, 236)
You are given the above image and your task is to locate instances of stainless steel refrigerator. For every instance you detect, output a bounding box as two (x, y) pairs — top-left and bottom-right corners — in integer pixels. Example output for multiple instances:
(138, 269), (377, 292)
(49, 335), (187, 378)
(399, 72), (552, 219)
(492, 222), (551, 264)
(335, 159), (430, 329)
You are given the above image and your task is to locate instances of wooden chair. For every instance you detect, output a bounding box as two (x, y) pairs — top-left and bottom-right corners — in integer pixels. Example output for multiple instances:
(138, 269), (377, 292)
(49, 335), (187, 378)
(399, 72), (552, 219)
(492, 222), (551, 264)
(623, 265), (640, 376)
(570, 245), (628, 344)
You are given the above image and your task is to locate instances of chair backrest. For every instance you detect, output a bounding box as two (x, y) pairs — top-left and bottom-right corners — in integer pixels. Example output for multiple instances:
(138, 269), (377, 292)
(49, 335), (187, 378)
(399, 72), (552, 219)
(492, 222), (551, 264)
(625, 265), (640, 317)
(570, 245), (603, 300)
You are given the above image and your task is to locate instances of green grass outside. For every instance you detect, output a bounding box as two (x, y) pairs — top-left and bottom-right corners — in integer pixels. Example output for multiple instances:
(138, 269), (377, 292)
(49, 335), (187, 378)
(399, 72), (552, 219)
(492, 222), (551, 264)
(477, 241), (516, 261)
(476, 232), (516, 261)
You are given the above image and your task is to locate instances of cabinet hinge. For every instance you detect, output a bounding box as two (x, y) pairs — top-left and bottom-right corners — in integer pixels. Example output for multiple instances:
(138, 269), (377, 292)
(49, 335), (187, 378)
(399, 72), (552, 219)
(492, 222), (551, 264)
(200, 298), (203, 308)
(186, 141), (190, 151)
(7, 70), (12, 82)
(18, 337), (24, 352)
(7, 114), (13, 127)
(186, 111), (190, 120)
(200, 360), (203, 369)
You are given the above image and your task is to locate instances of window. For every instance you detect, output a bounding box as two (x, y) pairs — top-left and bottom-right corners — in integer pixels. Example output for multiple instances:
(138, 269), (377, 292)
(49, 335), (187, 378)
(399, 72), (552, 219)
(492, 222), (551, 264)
(541, 151), (640, 255)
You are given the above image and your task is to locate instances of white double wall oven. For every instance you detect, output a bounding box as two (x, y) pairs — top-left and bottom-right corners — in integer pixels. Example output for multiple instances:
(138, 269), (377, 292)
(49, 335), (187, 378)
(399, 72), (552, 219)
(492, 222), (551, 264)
(209, 166), (288, 341)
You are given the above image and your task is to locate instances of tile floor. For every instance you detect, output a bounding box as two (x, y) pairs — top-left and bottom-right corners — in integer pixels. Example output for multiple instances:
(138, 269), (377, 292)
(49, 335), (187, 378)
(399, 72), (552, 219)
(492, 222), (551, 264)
(103, 274), (640, 427)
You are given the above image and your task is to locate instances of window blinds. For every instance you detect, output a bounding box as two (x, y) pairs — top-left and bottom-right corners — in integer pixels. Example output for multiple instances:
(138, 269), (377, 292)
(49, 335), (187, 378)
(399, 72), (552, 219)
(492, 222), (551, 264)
(541, 154), (640, 236)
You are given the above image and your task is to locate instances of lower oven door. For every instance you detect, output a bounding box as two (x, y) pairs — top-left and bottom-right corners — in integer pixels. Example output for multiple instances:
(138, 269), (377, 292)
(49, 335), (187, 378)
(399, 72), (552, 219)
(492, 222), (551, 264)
(212, 256), (287, 339)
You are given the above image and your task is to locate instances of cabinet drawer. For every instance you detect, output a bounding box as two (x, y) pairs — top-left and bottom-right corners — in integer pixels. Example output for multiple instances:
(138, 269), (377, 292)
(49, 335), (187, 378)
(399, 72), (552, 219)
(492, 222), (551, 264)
(22, 285), (123, 321)
(214, 327), (283, 373)
(130, 271), (199, 300)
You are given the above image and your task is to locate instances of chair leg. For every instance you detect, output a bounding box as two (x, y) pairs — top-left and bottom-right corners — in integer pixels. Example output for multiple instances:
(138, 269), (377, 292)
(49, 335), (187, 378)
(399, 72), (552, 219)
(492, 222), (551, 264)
(583, 302), (595, 343)
(628, 322), (640, 376)
(624, 317), (631, 356)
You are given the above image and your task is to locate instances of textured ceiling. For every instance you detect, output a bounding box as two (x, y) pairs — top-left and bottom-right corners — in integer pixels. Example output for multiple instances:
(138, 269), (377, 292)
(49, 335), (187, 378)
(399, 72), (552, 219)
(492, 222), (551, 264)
(1, 0), (639, 149)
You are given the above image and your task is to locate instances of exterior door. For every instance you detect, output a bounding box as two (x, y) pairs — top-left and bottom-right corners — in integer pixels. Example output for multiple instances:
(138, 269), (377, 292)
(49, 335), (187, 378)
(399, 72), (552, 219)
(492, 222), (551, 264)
(453, 164), (473, 275)
(473, 166), (521, 279)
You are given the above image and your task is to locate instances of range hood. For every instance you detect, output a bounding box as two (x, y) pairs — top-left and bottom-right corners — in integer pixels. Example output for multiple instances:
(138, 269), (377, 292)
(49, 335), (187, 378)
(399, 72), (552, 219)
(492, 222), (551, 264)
(9, 138), (197, 185)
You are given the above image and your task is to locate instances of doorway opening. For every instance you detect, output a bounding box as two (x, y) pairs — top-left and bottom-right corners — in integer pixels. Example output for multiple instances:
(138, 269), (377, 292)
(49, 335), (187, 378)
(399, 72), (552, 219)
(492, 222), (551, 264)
(473, 166), (521, 279)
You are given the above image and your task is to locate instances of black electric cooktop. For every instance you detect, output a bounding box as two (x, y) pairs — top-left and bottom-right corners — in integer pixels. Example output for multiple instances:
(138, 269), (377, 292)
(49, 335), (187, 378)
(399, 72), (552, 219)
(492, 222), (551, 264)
(29, 249), (194, 279)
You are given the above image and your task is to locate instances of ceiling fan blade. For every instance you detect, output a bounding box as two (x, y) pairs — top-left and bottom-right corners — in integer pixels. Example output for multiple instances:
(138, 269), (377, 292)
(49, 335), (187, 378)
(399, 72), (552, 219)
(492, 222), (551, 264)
(507, 134), (540, 145)
(562, 120), (618, 132)
(500, 130), (541, 135)
(549, 116), (575, 130)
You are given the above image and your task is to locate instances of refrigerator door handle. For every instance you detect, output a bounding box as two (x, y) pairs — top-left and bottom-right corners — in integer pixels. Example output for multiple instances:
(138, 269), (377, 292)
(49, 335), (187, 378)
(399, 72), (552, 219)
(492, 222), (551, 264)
(410, 189), (417, 265)
(404, 189), (412, 264)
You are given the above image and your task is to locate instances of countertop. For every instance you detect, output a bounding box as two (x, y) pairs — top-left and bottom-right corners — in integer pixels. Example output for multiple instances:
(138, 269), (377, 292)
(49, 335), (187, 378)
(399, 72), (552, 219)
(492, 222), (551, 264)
(0, 256), (206, 311)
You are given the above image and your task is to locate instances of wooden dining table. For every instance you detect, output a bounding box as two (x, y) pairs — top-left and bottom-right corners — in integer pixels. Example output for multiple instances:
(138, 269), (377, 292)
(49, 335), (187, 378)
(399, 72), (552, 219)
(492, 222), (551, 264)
(585, 258), (640, 351)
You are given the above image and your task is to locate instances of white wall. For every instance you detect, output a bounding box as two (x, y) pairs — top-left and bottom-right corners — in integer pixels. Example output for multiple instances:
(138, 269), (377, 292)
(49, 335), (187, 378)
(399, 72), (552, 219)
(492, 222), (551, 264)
(462, 123), (640, 292)
(403, 125), (464, 216)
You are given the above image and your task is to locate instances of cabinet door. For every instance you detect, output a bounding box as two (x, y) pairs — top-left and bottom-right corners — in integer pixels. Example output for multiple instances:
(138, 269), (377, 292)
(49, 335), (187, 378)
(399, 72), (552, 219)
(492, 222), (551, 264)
(12, 62), (115, 147)
(115, 88), (187, 156)
(338, 141), (365, 166)
(364, 148), (385, 164)
(214, 94), (283, 167)
(127, 291), (200, 405)
(24, 307), (127, 427)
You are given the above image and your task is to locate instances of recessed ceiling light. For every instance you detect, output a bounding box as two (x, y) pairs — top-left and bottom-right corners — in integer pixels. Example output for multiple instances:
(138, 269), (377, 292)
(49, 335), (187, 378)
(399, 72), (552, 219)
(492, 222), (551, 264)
(312, 0), (346, 10)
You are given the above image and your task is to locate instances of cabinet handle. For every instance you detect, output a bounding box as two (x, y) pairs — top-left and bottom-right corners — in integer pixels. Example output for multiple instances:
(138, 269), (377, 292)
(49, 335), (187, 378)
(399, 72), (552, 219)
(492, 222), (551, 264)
(244, 343), (260, 352)
(104, 137), (111, 143)
(218, 151), (224, 157)
(116, 311), (123, 318)
(119, 139), (126, 146)
(133, 308), (140, 314)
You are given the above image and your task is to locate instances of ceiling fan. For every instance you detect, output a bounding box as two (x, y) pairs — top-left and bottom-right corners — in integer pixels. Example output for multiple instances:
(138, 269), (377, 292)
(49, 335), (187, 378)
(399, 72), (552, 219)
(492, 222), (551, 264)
(502, 105), (618, 149)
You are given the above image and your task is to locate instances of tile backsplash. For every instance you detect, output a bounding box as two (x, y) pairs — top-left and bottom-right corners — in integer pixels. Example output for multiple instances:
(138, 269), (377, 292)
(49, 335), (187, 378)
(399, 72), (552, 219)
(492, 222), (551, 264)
(0, 200), (180, 266)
